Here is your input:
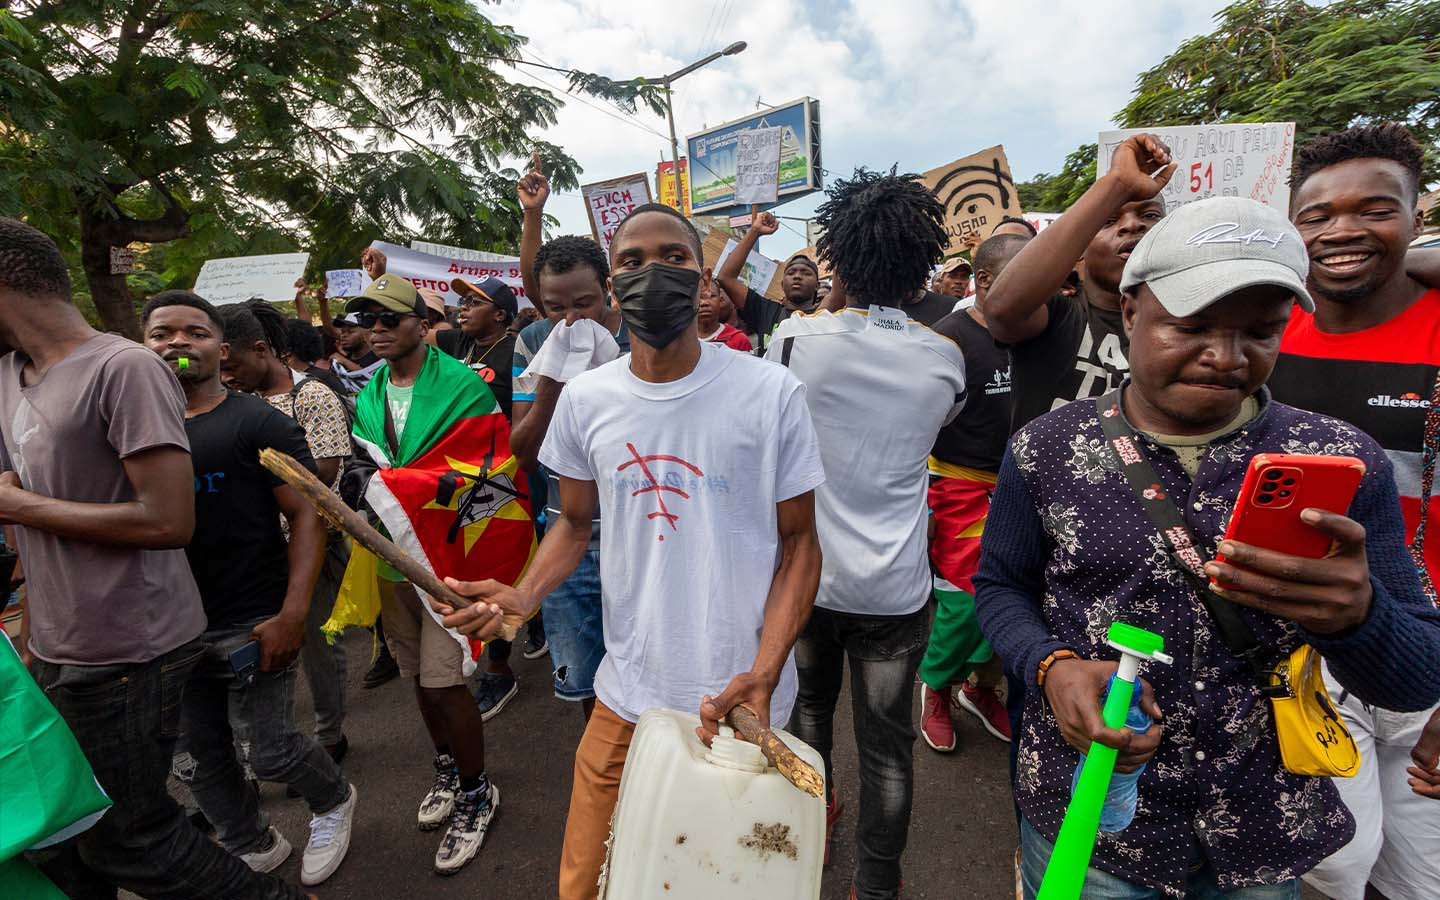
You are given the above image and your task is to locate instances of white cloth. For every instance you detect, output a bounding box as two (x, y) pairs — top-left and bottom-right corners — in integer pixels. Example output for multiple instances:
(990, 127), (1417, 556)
(768, 307), (966, 616)
(539, 342), (825, 725)
(514, 318), (619, 394)
(1303, 664), (1440, 900)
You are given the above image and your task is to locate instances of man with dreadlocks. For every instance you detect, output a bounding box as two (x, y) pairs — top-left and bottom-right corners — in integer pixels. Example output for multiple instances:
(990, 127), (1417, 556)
(768, 168), (966, 900)
(220, 300), (354, 767)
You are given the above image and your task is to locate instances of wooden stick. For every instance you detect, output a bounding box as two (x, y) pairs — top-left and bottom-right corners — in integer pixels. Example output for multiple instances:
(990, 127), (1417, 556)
(726, 706), (825, 798)
(259, 448), (521, 640)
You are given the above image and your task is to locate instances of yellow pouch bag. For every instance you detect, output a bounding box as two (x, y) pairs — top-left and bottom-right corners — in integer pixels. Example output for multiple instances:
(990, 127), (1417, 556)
(1265, 644), (1360, 778)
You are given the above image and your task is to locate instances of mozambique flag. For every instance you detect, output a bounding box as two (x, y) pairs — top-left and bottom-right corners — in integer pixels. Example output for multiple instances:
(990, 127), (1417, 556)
(340, 345), (534, 672)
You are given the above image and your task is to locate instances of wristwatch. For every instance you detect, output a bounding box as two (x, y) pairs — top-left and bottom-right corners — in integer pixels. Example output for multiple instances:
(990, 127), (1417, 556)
(1036, 649), (1078, 687)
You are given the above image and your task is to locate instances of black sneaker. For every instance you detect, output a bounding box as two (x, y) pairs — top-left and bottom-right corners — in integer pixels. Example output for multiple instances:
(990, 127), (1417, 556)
(363, 651), (399, 689)
(472, 672), (518, 722)
(522, 632), (549, 660)
(434, 783), (499, 875)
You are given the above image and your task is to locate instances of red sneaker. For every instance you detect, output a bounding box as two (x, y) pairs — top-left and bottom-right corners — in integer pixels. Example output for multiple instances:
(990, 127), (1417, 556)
(919, 683), (957, 753)
(957, 680), (1012, 743)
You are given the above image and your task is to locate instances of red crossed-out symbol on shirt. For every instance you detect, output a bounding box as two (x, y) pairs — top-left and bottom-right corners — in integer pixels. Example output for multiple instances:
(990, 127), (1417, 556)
(618, 442), (705, 539)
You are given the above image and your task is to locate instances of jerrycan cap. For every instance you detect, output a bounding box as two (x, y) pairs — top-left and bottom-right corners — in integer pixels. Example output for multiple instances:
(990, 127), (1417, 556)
(705, 724), (767, 774)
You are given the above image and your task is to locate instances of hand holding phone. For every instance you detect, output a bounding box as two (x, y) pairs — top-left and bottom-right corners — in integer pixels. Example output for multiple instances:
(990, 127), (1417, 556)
(1203, 454), (1373, 635)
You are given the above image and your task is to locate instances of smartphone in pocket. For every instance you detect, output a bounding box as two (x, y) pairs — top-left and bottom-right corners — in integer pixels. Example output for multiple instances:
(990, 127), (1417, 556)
(228, 640), (261, 684)
(1215, 453), (1366, 582)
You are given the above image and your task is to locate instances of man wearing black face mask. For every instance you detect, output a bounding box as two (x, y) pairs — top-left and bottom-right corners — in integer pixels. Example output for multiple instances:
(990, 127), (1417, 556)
(434, 202), (827, 900)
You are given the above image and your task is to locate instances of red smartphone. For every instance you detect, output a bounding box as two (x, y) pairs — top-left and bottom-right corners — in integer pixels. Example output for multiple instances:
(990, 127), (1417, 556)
(1215, 454), (1366, 578)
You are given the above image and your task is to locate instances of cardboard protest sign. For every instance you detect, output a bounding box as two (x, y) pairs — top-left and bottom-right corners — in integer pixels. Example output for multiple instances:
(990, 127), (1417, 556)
(921, 146), (1021, 252)
(581, 174), (652, 255)
(657, 159), (692, 215)
(193, 253), (309, 306)
(734, 127), (783, 206)
(367, 241), (532, 309)
(700, 229), (783, 302)
(1096, 122), (1296, 211)
(325, 269), (371, 299)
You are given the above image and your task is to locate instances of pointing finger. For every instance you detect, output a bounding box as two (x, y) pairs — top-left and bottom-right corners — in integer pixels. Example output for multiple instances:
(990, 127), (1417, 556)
(531, 150), (543, 176)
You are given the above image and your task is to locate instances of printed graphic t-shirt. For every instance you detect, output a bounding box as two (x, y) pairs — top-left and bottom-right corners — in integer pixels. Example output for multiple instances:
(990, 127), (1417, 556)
(769, 306), (966, 616)
(540, 342), (826, 724)
(1270, 289), (1440, 589)
(185, 392), (317, 629)
(1008, 286), (1129, 433)
(931, 309), (1013, 472)
(0, 333), (206, 665)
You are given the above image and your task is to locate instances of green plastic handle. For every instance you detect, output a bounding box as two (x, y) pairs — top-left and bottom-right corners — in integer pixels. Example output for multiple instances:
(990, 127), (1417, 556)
(1036, 677), (1135, 900)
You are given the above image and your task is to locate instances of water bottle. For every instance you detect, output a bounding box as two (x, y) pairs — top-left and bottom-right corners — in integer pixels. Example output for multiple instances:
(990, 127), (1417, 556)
(1069, 674), (1152, 832)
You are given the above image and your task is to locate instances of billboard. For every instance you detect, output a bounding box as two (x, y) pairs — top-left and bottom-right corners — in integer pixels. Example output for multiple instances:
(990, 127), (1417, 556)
(686, 98), (822, 214)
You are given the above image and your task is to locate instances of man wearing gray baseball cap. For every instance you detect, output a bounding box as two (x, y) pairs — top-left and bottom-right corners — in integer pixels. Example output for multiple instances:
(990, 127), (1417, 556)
(974, 195), (1440, 898)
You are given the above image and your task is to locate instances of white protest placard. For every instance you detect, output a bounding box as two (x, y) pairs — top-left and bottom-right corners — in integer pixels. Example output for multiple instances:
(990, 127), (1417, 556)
(325, 269), (370, 299)
(716, 237), (779, 296)
(192, 253), (309, 306)
(367, 241), (533, 309)
(581, 174), (652, 255)
(734, 127), (783, 206)
(1023, 212), (1062, 233)
(1097, 122), (1296, 211)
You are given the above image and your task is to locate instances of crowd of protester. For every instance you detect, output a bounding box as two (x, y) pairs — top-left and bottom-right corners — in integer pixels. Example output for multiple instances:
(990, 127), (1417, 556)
(0, 121), (1438, 900)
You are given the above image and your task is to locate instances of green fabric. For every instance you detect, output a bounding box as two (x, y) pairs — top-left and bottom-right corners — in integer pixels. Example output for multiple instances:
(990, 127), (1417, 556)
(352, 344), (496, 467)
(0, 857), (66, 899)
(920, 585), (993, 690)
(0, 635), (111, 865)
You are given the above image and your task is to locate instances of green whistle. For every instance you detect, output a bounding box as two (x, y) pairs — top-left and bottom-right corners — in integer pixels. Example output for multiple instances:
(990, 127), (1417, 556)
(177, 356), (189, 370)
(1037, 622), (1172, 900)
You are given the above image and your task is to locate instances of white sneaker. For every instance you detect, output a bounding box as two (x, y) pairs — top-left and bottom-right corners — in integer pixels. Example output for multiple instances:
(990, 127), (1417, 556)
(239, 826), (291, 873)
(300, 783), (357, 886)
(419, 754), (459, 831)
(434, 783), (499, 875)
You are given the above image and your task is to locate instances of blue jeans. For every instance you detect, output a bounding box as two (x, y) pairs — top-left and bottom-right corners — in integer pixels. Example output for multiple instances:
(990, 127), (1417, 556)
(542, 548), (605, 701)
(27, 640), (302, 900)
(300, 534), (349, 746)
(788, 605), (929, 900)
(174, 624), (350, 854)
(1019, 818), (1300, 899)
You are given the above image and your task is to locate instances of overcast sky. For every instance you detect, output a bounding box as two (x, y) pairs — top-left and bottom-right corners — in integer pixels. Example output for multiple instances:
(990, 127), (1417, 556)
(489, 0), (1230, 259)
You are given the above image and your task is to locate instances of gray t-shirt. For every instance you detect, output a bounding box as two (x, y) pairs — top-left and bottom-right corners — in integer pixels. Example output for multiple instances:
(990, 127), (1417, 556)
(0, 333), (207, 665)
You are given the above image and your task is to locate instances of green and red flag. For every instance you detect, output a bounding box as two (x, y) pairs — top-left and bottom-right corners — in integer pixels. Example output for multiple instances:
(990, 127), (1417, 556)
(347, 345), (534, 672)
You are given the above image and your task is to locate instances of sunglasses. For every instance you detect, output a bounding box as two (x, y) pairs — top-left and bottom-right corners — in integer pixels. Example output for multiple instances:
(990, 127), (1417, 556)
(355, 311), (417, 329)
(459, 294), (496, 311)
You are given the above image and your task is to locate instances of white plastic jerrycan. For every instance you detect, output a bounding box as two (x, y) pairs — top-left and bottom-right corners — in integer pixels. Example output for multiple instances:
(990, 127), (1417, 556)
(601, 708), (826, 900)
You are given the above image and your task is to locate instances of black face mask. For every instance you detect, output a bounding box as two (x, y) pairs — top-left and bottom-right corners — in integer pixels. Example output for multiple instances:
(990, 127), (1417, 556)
(611, 263), (700, 349)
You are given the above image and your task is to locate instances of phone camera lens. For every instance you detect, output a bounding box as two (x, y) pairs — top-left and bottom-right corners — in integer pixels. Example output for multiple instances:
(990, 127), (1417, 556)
(1282, 478), (1296, 486)
(1257, 493), (1275, 504)
(1278, 490), (1291, 498)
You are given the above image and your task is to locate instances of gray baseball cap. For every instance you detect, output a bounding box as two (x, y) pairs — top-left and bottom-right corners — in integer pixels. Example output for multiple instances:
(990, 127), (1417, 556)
(1120, 196), (1314, 316)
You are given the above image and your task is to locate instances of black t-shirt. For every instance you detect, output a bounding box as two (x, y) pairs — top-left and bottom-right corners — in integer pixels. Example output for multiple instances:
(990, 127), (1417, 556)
(742, 288), (818, 356)
(931, 309), (1013, 471)
(904, 291), (959, 327)
(185, 392), (317, 630)
(438, 330), (516, 420)
(1007, 287), (1129, 433)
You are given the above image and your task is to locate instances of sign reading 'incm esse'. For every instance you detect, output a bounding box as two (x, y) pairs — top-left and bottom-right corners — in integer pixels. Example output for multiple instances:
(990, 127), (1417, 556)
(582, 174), (653, 255)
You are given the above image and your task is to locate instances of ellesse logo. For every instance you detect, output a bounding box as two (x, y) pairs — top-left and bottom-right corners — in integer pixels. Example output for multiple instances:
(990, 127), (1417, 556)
(1367, 392), (1431, 409)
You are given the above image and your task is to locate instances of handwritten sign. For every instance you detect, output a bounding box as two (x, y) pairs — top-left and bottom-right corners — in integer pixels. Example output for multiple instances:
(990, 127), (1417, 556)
(368, 241), (532, 309)
(193, 253), (309, 306)
(921, 145), (1022, 253)
(1096, 122), (1296, 211)
(582, 173), (652, 255)
(734, 127), (783, 206)
(656, 159), (691, 215)
(700, 229), (784, 302)
(109, 246), (136, 275)
(325, 269), (371, 299)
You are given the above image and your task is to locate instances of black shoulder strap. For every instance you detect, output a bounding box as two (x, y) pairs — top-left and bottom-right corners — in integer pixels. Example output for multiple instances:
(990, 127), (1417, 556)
(1094, 389), (1283, 695)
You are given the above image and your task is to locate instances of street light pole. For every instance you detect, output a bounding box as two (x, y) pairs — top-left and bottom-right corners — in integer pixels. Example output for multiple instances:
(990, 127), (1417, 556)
(651, 41), (746, 213)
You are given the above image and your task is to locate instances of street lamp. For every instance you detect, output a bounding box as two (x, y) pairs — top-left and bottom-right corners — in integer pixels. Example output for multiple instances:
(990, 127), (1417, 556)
(647, 41), (747, 212)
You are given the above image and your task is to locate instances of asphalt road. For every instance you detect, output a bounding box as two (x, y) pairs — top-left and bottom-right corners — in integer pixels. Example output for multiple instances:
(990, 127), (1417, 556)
(150, 629), (1021, 899)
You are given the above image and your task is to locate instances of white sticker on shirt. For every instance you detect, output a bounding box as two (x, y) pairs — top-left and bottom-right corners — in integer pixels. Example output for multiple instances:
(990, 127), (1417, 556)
(868, 306), (907, 334)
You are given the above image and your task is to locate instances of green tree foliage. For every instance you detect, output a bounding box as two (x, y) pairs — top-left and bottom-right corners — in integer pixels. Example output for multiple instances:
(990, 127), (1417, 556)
(1018, 0), (1440, 213)
(0, 0), (608, 335)
(1016, 144), (1097, 213)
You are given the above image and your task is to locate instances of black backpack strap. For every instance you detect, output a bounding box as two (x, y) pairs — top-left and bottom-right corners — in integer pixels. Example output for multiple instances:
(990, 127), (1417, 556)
(1094, 390), (1283, 695)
